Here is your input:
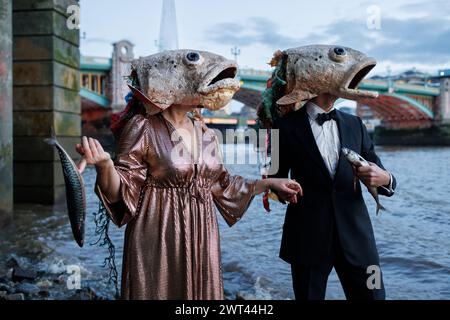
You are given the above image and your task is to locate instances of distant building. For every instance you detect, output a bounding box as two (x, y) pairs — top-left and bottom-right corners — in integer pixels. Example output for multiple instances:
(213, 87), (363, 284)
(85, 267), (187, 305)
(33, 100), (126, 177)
(438, 69), (450, 77)
(80, 40), (134, 151)
(371, 68), (439, 87)
(158, 0), (179, 52)
(438, 69), (450, 124)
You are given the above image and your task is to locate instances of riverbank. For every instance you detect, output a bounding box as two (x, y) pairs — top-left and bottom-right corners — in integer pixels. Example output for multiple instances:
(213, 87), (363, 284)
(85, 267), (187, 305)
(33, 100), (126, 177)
(375, 125), (450, 146)
(0, 254), (105, 300)
(0, 202), (118, 300)
(1, 146), (449, 300)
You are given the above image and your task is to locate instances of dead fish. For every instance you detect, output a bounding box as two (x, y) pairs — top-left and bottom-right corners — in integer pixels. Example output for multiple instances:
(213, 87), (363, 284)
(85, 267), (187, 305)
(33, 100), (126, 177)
(128, 49), (240, 114)
(44, 130), (86, 247)
(341, 147), (386, 215)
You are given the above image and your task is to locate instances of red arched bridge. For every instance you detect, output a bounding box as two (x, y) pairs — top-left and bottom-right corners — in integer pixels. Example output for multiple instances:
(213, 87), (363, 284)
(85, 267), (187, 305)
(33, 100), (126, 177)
(79, 56), (444, 131)
(235, 70), (440, 130)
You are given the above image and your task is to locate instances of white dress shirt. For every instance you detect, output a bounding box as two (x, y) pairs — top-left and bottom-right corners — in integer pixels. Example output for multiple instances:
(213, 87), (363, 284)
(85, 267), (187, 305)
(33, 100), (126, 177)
(306, 101), (394, 192)
(306, 102), (340, 178)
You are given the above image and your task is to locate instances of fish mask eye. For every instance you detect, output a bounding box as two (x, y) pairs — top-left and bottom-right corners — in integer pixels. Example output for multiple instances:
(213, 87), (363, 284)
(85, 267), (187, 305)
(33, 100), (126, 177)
(329, 46), (347, 62)
(184, 51), (204, 66)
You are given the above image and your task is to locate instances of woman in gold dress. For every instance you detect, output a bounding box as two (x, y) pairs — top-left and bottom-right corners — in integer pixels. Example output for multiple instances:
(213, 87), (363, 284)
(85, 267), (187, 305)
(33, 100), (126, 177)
(76, 50), (301, 300)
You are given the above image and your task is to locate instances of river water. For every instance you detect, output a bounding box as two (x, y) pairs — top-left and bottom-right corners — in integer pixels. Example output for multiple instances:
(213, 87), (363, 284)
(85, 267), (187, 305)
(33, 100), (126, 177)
(1, 146), (449, 299)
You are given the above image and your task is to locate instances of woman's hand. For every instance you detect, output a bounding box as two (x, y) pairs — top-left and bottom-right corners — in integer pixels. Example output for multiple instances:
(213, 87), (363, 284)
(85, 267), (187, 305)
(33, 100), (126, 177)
(268, 178), (303, 203)
(254, 178), (302, 203)
(75, 136), (112, 173)
(76, 136), (121, 203)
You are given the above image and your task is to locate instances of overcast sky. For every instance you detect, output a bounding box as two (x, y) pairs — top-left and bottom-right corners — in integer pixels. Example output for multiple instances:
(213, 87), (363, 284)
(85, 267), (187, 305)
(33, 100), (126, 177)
(79, 0), (450, 75)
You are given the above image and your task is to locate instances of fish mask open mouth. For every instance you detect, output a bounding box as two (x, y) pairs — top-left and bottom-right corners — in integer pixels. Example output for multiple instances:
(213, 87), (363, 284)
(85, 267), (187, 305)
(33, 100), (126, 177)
(274, 45), (379, 108)
(198, 62), (240, 110)
(127, 50), (240, 115)
(258, 45), (380, 128)
(337, 59), (378, 100)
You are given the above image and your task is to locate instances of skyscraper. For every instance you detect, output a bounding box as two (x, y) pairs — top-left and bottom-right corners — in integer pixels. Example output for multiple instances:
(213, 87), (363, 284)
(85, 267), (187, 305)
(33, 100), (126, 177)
(158, 0), (179, 52)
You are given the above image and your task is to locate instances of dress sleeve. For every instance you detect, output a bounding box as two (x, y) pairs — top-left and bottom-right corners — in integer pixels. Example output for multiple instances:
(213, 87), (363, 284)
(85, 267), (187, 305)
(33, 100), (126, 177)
(95, 115), (149, 227)
(211, 165), (257, 227)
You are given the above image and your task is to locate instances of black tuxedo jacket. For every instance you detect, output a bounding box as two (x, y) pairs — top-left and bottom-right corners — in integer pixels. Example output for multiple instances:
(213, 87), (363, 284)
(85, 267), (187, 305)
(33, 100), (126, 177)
(271, 107), (396, 267)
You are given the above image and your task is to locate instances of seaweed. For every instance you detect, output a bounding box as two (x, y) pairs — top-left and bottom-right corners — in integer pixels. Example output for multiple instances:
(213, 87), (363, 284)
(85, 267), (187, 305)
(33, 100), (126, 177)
(111, 69), (146, 139)
(257, 52), (288, 130)
(91, 201), (120, 299)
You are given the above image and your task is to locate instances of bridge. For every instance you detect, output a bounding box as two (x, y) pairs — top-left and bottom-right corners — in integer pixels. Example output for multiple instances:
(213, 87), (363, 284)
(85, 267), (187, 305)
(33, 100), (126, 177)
(1, 0), (449, 216)
(78, 59), (447, 133)
(235, 70), (442, 130)
(77, 57), (445, 132)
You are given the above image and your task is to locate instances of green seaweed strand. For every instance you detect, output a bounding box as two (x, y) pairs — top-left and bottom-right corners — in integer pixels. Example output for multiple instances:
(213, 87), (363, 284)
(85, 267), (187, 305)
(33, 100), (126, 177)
(259, 55), (288, 128)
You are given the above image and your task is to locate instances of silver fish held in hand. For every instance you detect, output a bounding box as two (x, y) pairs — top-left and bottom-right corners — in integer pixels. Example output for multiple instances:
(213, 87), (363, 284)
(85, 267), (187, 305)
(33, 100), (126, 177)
(341, 147), (386, 215)
(44, 130), (86, 247)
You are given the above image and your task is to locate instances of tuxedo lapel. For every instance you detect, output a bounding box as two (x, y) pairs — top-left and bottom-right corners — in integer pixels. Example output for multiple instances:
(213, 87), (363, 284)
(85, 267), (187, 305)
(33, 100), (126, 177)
(293, 108), (332, 181)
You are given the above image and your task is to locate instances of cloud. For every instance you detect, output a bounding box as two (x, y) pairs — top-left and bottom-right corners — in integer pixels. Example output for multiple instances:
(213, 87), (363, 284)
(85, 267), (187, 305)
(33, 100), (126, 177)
(206, 14), (450, 65)
(398, 0), (450, 17)
(308, 17), (450, 64)
(206, 17), (301, 49)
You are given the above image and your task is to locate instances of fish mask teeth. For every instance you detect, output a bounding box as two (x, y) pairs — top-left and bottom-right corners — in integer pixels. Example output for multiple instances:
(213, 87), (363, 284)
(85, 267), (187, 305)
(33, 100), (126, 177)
(197, 61), (241, 110)
(128, 49), (240, 114)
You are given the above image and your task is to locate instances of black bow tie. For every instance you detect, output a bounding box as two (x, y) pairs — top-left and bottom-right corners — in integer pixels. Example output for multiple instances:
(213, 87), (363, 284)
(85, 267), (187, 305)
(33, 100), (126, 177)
(316, 110), (337, 126)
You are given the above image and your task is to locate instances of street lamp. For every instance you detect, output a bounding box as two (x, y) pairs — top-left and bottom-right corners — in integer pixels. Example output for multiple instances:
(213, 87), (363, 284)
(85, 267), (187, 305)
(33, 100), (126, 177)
(231, 46), (241, 63)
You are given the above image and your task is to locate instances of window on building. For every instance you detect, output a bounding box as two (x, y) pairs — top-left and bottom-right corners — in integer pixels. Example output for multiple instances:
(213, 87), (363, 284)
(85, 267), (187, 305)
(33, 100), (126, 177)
(82, 74), (89, 89)
(81, 72), (107, 96)
(91, 75), (98, 92)
(100, 76), (106, 95)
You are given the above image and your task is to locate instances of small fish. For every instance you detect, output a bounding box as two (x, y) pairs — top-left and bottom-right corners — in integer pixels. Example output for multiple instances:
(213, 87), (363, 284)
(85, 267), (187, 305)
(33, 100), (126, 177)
(127, 49), (240, 114)
(341, 147), (385, 215)
(45, 129), (86, 247)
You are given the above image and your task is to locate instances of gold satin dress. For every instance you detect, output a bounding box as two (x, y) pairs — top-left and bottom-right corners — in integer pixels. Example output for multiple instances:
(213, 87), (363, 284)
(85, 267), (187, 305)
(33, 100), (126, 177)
(95, 114), (256, 300)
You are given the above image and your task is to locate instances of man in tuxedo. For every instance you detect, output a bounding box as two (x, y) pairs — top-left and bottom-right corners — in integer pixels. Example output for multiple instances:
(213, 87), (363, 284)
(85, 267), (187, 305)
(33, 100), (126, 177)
(271, 93), (396, 300)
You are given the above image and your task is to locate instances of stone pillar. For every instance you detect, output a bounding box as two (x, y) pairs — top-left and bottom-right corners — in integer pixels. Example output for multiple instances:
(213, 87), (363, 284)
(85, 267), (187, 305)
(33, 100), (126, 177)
(111, 40), (134, 111)
(0, 0), (13, 225)
(439, 77), (450, 124)
(13, 0), (80, 204)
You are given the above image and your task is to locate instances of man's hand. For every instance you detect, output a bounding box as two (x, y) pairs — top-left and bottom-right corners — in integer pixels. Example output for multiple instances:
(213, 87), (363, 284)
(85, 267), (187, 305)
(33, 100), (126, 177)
(356, 162), (391, 188)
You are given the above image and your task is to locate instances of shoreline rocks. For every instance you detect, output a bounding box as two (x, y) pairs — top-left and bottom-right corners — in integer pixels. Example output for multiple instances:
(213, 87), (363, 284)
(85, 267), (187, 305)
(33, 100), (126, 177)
(0, 254), (109, 301)
(16, 283), (40, 295)
(5, 256), (20, 269)
(4, 293), (25, 300)
(12, 268), (37, 282)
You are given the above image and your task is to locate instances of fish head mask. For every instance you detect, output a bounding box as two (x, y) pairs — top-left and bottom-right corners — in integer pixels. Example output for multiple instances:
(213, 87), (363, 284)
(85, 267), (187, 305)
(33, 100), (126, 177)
(279, 45), (378, 107)
(128, 49), (240, 115)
